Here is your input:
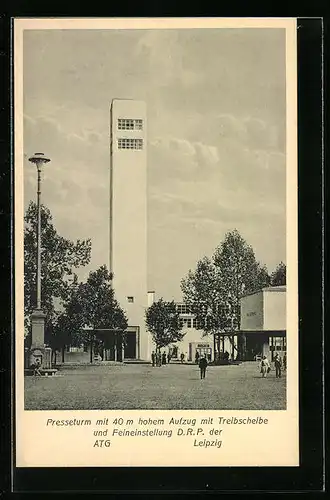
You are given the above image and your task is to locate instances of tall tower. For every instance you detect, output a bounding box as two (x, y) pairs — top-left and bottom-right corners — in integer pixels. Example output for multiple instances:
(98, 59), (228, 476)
(110, 99), (149, 360)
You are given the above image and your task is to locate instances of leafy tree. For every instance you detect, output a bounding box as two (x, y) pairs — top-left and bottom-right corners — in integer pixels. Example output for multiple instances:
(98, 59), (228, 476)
(53, 266), (128, 360)
(145, 299), (185, 351)
(181, 257), (227, 335)
(24, 202), (91, 343)
(76, 266), (128, 331)
(181, 229), (270, 359)
(270, 261), (286, 286)
(212, 229), (271, 327)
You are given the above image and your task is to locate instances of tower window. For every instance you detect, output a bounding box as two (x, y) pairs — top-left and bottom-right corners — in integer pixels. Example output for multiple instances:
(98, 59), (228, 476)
(118, 138), (143, 150)
(127, 296), (134, 303)
(118, 119), (143, 131)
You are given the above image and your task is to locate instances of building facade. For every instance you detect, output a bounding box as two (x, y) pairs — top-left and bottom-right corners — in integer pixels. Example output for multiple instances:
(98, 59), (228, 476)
(163, 303), (237, 363)
(110, 99), (151, 360)
(240, 285), (286, 361)
(56, 99), (286, 366)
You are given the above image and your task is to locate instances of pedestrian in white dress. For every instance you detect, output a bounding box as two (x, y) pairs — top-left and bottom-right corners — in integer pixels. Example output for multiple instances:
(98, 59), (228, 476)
(260, 356), (271, 377)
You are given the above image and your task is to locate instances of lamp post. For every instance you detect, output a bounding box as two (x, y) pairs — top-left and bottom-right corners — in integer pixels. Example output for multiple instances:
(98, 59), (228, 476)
(29, 153), (50, 310)
(28, 153), (51, 370)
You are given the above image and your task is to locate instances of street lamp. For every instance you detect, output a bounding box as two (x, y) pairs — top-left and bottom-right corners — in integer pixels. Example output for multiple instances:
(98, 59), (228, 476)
(27, 152), (51, 371)
(28, 153), (51, 310)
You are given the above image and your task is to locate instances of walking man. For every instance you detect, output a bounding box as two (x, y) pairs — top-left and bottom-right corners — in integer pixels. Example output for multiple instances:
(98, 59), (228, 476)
(199, 355), (208, 379)
(274, 353), (282, 378)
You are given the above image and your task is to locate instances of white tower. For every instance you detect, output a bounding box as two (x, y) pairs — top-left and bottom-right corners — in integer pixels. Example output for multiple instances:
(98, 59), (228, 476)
(110, 99), (150, 359)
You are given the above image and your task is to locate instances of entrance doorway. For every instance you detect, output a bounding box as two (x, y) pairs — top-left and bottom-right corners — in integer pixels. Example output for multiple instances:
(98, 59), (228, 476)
(245, 333), (265, 361)
(124, 331), (137, 359)
(269, 336), (286, 361)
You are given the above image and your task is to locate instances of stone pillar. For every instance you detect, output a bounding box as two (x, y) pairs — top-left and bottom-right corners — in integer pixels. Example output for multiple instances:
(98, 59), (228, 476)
(29, 309), (46, 368)
(136, 328), (140, 360)
(213, 333), (217, 362)
(237, 333), (247, 361)
(262, 336), (270, 360)
(90, 335), (93, 363)
(121, 340), (125, 363)
(231, 336), (235, 360)
(114, 339), (117, 361)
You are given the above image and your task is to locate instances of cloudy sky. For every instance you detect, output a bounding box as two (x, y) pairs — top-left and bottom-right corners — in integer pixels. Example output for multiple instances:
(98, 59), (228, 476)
(23, 27), (286, 301)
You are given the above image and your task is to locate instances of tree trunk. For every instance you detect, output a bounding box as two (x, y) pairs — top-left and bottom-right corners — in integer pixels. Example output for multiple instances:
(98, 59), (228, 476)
(61, 345), (65, 363)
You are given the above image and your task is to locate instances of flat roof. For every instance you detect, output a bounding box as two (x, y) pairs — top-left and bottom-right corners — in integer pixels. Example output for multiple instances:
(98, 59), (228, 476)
(240, 285), (286, 299)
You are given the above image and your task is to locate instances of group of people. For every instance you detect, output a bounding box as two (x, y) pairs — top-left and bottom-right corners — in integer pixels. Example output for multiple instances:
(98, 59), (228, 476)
(151, 351), (188, 366)
(194, 351), (212, 364)
(151, 351), (171, 366)
(259, 353), (287, 378)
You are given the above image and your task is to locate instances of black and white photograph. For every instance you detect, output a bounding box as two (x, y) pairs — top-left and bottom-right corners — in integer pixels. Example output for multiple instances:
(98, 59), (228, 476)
(18, 21), (294, 415)
(15, 17), (299, 469)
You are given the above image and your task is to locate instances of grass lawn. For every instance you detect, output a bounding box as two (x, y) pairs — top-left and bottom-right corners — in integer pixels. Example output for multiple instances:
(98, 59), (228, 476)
(24, 362), (286, 410)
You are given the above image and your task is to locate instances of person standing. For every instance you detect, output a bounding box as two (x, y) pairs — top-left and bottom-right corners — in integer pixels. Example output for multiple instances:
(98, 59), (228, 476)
(151, 351), (156, 367)
(259, 355), (271, 377)
(274, 353), (282, 378)
(156, 351), (161, 367)
(162, 352), (167, 365)
(167, 352), (171, 364)
(195, 351), (200, 364)
(33, 358), (42, 376)
(199, 355), (208, 379)
(180, 352), (185, 364)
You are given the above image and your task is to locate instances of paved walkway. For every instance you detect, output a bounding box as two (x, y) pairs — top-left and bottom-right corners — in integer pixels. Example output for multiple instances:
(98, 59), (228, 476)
(24, 361), (286, 411)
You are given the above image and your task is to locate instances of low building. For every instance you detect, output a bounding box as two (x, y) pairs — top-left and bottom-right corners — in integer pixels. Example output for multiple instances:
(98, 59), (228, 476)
(56, 286), (286, 365)
(239, 285), (286, 361)
(164, 303), (236, 363)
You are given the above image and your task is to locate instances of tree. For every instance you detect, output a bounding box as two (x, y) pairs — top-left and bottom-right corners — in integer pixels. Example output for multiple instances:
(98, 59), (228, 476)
(24, 202), (91, 343)
(76, 266), (128, 331)
(181, 229), (270, 359)
(181, 256), (227, 335)
(53, 266), (128, 360)
(270, 261), (286, 286)
(145, 299), (185, 351)
(212, 229), (271, 328)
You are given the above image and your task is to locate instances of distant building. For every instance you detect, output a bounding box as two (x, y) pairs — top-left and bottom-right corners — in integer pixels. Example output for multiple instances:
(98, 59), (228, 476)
(163, 286), (286, 363)
(239, 285), (286, 361)
(58, 99), (286, 365)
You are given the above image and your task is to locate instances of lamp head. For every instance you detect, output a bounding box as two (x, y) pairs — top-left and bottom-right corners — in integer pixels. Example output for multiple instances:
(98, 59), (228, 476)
(28, 152), (51, 166)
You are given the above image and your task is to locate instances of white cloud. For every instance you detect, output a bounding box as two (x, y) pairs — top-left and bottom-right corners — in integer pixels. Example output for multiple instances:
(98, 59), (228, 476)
(23, 28), (287, 299)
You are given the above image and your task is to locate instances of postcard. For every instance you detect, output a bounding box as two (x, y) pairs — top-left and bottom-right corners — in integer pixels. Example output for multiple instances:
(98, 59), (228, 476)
(15, 17), (298, 467)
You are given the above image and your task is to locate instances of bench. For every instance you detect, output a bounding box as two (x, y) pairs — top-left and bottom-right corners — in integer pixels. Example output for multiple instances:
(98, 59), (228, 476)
(24, 368), (58, 377)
